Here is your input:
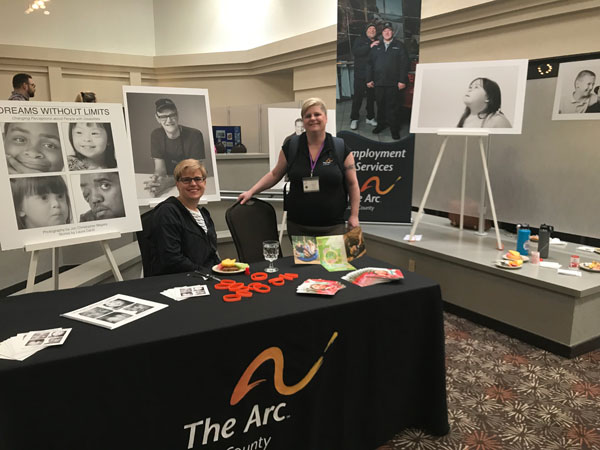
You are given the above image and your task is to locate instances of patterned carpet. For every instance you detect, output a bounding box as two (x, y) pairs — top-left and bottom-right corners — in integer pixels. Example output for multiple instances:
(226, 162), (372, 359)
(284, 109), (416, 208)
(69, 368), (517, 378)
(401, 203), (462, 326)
(380, 312), (600, 450)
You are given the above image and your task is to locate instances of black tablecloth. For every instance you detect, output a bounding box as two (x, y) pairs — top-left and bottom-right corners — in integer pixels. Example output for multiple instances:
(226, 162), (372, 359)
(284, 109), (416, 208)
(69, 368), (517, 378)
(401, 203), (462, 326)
(0, 256), (448, 450)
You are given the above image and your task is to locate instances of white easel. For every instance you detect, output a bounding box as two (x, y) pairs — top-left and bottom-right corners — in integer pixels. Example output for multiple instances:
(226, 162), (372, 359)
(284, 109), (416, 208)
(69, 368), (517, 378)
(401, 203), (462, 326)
(25, 232), (123, 293)
(408, 129), (503, 250)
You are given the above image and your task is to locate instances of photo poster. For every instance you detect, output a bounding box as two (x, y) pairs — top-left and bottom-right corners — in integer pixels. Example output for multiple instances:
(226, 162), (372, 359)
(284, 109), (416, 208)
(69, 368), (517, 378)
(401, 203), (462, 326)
(338, 131), (414, 224)
(410, 59), (528, 134)
(0, 101), (141, 251)
(552, 58), (600, 120)
(122, 86), (220, 206)
(267, 107), (336, 191)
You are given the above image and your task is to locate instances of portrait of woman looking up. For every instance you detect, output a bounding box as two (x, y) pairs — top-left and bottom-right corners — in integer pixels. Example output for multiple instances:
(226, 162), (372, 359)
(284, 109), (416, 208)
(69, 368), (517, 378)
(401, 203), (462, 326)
(457, 78), (512, 129)
(238, 98), (360, 238)
(147, 159), (218, 276)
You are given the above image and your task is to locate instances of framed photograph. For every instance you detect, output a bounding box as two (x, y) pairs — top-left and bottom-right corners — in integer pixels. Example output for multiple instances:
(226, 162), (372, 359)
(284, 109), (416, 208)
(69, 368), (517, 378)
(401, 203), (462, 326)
(267, 107), (336, 190)
(61, 294), (168, 330)
(0, 101), (142, 250)
(410, 59), (528, 134)
(123, 86), (221, 205)
(552, 58), (600, 120)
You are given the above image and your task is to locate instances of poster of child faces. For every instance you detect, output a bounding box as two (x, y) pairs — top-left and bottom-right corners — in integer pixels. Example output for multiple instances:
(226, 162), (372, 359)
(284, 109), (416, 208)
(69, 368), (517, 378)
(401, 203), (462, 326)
(410, 59), (528, 134)
(0, 101), (141, 250)
(267, 107), (336, 190)
(123, 86), (220, 206)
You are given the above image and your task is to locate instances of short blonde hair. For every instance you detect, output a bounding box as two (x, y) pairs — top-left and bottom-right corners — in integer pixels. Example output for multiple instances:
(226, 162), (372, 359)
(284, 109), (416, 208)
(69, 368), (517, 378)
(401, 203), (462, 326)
(173, 159), (207, 180)
(301, 98), (327, 118)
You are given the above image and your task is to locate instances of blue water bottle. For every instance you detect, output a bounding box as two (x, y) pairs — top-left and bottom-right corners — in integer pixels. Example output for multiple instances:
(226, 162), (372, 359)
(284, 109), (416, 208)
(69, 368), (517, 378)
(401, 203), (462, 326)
(516, 224), (531, 255)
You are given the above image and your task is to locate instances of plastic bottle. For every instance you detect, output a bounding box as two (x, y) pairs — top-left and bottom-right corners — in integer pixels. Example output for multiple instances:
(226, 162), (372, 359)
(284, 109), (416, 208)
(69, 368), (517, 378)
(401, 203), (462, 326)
(538, 224), (553, 259)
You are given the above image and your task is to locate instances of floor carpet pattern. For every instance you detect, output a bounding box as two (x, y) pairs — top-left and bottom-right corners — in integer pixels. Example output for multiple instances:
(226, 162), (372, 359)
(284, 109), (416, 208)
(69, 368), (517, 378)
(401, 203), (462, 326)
(381, 312), (600, 450)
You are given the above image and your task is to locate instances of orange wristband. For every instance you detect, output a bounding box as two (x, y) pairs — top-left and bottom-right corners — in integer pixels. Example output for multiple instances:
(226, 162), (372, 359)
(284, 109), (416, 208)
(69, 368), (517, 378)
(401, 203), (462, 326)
(282, 273), (299, 280)
(251, 272), (268, 281)
(268, 277), (285, 286)
(220, 279), (237, 285)
(223, 293), (242, 302)
(251, 283), (271, 294)
(237, 290), (253, 298)
(214, 283), (231, 290)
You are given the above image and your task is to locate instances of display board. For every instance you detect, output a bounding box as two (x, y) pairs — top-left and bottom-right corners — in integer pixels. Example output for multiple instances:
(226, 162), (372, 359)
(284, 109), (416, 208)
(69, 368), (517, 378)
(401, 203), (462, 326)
(411, 59), (528, 134)
(0, 102), (141, 250)
(552, 57), (600, 120)
(123, 86), (220, 205)
(413, 65), (600, 239)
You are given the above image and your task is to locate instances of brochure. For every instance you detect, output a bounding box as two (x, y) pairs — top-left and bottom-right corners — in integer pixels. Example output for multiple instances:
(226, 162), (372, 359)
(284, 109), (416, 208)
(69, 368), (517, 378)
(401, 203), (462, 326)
(296, 279), (346, 296)
(161, 284), (210, 301)
(342, 267), (404, 287)
(343, 226), (366, 262)
(292, 235), (320, 264)
(316, 235), (355, 271)
(61, 294), (168, 330)
(0, 327), (72, 361)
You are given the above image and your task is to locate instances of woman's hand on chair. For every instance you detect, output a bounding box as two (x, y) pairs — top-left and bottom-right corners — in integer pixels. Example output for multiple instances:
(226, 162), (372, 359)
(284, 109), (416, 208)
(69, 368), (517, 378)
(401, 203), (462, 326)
(238, 191), (253, 204)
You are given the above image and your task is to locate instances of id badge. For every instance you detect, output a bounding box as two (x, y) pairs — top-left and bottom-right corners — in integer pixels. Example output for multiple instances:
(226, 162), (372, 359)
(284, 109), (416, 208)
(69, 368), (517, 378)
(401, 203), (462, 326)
(302, 176), (320, 193)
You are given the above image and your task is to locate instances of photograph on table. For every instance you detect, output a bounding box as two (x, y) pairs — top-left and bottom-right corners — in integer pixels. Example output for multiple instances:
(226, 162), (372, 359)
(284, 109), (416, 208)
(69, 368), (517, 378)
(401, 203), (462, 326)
(410, 59), (528, 134)
(292, 235), (320, 264)
(123, 86), (220, 205)
(552, 58), (600, 120)
(61, 294), (168, 330)
(267, 107), (336, 190)
(0, 101), (141, 250)
(336, 0), (421, 142)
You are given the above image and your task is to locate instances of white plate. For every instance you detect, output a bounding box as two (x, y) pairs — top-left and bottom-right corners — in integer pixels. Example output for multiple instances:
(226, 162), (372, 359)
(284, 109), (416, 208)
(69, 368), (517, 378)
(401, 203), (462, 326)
(495, 260), (523, 270)
(580, 263), (600, 273)
(212, 264), (246, 274)
(502, 254), (529, 262)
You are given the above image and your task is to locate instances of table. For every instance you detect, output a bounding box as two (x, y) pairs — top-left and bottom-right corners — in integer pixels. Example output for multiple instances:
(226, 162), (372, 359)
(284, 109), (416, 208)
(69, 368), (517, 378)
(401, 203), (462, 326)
(0, 256), (449, 450)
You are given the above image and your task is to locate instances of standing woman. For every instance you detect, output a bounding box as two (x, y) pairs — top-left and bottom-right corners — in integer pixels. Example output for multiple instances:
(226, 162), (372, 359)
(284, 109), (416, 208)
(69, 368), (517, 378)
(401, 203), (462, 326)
(148, 159), (219, 275)
(238, 98), (360, 237)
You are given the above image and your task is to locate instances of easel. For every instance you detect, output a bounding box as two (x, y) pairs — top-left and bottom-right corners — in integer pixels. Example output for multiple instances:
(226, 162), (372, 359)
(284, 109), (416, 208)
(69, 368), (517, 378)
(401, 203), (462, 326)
(25, 232), (123, 293)
(408, 129), (503, 250)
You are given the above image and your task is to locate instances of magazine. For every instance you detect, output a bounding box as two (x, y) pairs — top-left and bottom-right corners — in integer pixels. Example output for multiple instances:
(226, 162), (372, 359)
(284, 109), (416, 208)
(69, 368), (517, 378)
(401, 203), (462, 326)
(291, 235), (320, 264)
(296, 279), (346, 296)
(342, 267), (404, 287)
(61, 294), (168, 330)
(316, 235), (355, 271)
(343, 226), (366, 262)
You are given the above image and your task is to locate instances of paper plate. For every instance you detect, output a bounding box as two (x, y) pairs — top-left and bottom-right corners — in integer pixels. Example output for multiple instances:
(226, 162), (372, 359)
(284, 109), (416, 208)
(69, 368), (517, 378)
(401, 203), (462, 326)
(212, 264), (245, 274)
(495, 260), (523, 270)
(503, 254), (529, 262)
(580, 263), (600, 273)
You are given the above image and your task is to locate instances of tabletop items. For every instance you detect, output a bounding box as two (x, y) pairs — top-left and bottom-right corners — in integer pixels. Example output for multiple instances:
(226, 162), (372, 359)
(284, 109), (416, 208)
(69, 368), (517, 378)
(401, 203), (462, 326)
(161, 284), (210, 301)
(296, 278), (346, 295)
(0, 327), (71, 361)
(342, 267), (404, 287)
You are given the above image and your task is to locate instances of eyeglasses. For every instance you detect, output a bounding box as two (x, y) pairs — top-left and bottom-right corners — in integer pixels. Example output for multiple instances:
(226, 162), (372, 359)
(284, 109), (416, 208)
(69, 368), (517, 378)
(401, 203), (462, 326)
(178, 176), (206, 184)
(156, 112), (177, 121)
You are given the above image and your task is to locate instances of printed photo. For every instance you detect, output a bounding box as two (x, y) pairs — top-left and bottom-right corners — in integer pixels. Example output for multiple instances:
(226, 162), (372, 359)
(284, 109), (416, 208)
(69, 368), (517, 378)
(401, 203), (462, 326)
(291, 235), (320, 264)
(10, 176), (73, 229)
(552, 58), (600, 120)
(410, 59), (528, 134)
(2, 122), (64, 173)
(62, 122), (117, 170)
(73, 171), (125, 223)
(123, 86), (220, 204)
(80, 307), (112, 319)
(98, 312), (132, 324)
(123, 303), (152, 314)
(102, 298), (134, 309)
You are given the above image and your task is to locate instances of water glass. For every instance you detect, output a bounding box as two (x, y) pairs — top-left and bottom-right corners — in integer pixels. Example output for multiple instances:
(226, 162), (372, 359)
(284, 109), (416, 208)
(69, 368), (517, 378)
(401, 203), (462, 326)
(263, 240), (279, 273)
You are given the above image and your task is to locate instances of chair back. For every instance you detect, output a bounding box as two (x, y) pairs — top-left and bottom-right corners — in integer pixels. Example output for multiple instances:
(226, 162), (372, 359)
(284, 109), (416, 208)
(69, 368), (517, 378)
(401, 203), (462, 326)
(225, 198), (282, 263)
(136, 209), (155, 277)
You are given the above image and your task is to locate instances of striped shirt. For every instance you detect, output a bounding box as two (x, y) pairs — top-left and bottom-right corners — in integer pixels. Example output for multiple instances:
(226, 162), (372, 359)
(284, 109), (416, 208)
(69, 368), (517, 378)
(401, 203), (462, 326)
(188, 208), (208, 233)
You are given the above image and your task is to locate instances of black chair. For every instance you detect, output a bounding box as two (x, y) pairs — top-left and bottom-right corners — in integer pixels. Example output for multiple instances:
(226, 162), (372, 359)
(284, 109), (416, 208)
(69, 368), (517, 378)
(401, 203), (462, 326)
(225, 198), (282, 263)
(231, 143), (247, 153)
(136, 209), (155, 277)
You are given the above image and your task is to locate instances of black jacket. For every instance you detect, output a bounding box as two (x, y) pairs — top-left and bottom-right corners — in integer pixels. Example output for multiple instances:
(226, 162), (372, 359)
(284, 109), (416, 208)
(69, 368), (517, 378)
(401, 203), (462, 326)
(367, 39), (409, 87)
(148, 196), (218, 276)
(352, 35), (376, 79)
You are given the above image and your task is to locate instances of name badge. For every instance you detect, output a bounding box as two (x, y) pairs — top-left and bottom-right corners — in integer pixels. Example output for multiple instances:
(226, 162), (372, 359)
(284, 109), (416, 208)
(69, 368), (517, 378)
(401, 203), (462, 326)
(302, 177), (320, 193)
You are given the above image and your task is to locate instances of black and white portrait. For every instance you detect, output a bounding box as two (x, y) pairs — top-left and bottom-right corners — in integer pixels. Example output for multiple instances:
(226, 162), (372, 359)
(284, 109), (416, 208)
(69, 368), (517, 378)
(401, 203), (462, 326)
(410, 59), (528, 134)
(2, 122), (64, 173)
(73, 171), (125, 223)
(552, 58), (600, 120)
(10, 176), (72, 229)
(62, 122), (117, 170)
(123, 86), (220, 205)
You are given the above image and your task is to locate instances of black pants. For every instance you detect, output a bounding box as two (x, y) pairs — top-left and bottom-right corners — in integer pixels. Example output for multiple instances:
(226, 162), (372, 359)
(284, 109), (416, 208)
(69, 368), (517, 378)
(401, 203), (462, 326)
(375, 86), (405, 133)
(350, 76), (375, 121)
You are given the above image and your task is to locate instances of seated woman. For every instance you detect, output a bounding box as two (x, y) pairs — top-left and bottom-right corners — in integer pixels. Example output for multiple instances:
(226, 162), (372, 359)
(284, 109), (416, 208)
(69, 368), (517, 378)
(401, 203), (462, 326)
(146, 159), (218, 276)
(457, 77), (512, 129)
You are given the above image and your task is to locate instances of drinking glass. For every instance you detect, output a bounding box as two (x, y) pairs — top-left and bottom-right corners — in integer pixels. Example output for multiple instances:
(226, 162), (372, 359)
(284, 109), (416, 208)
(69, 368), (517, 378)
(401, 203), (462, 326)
(263, 240), (280, 273)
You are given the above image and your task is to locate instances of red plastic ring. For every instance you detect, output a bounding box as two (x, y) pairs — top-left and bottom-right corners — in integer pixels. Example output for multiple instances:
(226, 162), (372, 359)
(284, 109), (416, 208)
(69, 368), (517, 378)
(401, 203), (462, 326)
(282, 273), (299, 280)
(252, 283), (271, 294)
(223, 293), (242, 302)
(237, 290), (253, 298)
(220, 279), (237, 285)
(268, 277), (285, 286)
(214, 283), (230, 290)
(251, 272), (268, 281)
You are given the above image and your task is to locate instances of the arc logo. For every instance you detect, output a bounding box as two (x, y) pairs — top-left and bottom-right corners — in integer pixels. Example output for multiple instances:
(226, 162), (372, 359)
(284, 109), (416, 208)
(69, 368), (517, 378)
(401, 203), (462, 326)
(230, 331), (338, 406)
(360, 175), (402, 195)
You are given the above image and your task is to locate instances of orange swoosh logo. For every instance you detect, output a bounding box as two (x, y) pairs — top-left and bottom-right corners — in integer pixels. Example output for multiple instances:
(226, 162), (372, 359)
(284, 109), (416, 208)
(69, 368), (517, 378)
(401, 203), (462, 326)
(230, 332), (338, 406)
(360, 176), (402, 195)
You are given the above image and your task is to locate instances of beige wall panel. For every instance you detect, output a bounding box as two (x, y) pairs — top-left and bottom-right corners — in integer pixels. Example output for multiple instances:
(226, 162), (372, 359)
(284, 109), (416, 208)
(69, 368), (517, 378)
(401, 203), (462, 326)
(60, 75), (132, 103)
(294, 88), (336, 108)
(293, 62), (336, 91)
(154, 72), (294, 108)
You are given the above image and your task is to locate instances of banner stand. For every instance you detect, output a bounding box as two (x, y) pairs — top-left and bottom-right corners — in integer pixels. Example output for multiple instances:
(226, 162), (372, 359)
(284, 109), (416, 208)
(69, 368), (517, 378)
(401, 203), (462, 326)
(25, 232), (123, 293)
(409, 129), (503, 250)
